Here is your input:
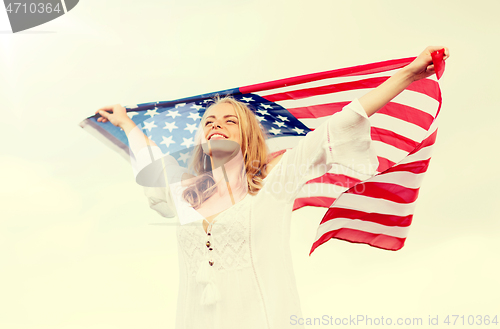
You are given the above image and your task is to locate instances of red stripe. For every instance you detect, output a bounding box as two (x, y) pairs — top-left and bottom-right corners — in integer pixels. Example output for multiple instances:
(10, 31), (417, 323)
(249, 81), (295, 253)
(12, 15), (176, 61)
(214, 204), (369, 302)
(240, 57), (415, 94)
(377, 103), (435, 130)
(262, 76), (439, 105)
(406, 78), (441, 102)
(289, 101), (434, 132)
(346, 182), (420, 204)
(408, 129), (438, 155)
(321, 207), (414, 227)
(385, 159), (431, 174)
(288, 102), (349, 119)
(310, 228), (406, 255)
(264, 77), (389, 102)
(293, 197), (336, 210)
(371, 127), (418, 152)
(376, 156), (396, 173)
(373, 129), (435, 174)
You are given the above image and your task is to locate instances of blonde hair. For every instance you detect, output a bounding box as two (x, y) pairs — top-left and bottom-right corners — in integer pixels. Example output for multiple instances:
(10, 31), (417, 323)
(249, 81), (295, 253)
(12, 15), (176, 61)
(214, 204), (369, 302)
(182, 96), (269, 209)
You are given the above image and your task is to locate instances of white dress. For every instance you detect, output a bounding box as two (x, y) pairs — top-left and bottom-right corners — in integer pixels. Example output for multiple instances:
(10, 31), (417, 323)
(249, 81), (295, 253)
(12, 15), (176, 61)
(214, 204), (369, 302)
(138, 99), (379, 329)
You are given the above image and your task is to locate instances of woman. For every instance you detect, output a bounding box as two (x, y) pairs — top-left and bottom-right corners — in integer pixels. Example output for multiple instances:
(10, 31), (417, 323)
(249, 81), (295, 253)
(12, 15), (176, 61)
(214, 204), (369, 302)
(96, 46), (449, 329)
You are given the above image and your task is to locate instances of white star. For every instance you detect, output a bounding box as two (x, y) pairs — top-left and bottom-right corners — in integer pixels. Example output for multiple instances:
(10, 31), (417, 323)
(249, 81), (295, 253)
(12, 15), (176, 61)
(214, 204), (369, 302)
(185, 123), (198, 134)
(277, 115), (289, 121)
(145, 108), (159, 118)
(181, 137), (194, 148)
(191, 104), (203, 111)
(175, 103), (186, 108)
(166, 110), (181, 119)
(163, 121), (178, 132)
(241, 97), (254, 102)
(273, 120), (286, 128)
(187, 112), (201, 121)
(260, 103), (272, 109)
(160, 135), (175, 148)
(143, 121), (157, 132)
(177, 152), (190, 164)
(256, 109), (268, 116)
(292, 127), (305, 135)
(256, 116), (266, 122)
(126, 111), (139, 119)
(268, 127), (281, 135)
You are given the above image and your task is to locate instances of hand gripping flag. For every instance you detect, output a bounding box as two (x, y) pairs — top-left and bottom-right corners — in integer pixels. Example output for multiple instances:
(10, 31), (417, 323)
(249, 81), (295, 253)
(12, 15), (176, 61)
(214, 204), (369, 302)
(79, 56), (443, 255)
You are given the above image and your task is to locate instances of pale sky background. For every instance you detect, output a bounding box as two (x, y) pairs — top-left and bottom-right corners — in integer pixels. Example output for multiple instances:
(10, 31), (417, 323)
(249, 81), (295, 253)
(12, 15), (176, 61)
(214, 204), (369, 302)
(1, 1), (499, 328)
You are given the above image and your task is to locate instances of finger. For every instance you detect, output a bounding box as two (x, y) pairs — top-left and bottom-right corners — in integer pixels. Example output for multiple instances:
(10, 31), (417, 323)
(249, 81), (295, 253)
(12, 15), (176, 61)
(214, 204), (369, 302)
(426, 45), (445, 53)
(443, 47), (450, 60)
(97, 105), (115, 113)
(98, 110), (110, 119)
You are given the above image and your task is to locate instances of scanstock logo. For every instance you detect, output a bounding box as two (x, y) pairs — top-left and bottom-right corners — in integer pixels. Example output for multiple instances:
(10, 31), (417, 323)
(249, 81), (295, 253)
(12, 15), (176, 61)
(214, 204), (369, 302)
(3, 0), (79, 33)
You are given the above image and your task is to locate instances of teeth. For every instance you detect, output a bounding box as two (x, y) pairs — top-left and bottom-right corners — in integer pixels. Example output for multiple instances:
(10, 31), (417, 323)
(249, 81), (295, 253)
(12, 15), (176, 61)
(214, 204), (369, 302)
(209, 134), (227, 140)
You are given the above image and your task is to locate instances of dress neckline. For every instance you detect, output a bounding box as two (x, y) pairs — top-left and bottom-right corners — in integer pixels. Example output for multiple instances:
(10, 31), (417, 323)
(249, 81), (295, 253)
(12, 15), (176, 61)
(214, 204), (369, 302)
(199, 192), (252, 234)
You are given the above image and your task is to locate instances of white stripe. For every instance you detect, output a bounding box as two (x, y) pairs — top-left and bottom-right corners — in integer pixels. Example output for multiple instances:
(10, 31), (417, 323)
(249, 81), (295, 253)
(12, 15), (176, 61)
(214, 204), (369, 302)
(300, 109), (428, 143)
(273, 88), (438, 118)
(388, 120), (438, 165)
(372, 140), (408, 163)
(330, 193), (417, 216)
(255, 69), (400, 97)
(398, 143), (434, 165)
(315, 217), (410, 239)
(369, 113), (426, 142)
(391, 89), (440, 117)
(367, 171), (426, 189)
(275, 89), (371, 109)
(60, 0), (68, 13)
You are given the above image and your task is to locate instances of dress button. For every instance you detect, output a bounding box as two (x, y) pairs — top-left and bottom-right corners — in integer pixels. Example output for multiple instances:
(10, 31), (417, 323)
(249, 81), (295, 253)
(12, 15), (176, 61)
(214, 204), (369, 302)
(206, 241), (211, 248)
(209, 260), (214, 266)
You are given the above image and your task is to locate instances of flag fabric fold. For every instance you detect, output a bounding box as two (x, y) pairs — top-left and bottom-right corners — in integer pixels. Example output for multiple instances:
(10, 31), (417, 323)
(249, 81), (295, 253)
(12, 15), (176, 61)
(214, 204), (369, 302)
(79, 56), (442, 255)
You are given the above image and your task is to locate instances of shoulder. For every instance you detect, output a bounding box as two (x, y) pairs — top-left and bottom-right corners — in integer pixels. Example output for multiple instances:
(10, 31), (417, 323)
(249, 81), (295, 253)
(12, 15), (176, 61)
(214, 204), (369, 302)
(263, 153), (284, 177)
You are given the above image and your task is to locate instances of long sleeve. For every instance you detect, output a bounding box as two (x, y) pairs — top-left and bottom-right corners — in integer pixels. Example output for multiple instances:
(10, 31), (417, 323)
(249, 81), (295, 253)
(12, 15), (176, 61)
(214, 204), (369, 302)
(132, 145), (188, 218)
(263, 99), (379, 202)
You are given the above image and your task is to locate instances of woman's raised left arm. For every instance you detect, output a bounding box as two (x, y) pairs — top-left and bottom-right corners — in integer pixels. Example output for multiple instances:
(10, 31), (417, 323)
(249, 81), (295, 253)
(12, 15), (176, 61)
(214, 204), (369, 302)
(359, 46), (450, 117)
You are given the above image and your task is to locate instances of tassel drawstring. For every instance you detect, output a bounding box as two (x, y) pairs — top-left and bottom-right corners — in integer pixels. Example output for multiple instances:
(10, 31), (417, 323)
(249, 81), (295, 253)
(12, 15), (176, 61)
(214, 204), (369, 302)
(201, 281), (220, 305)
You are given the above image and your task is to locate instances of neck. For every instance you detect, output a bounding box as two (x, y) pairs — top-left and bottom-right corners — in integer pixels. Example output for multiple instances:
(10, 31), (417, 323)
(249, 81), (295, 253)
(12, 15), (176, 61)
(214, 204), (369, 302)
(211, 151), (247, 201)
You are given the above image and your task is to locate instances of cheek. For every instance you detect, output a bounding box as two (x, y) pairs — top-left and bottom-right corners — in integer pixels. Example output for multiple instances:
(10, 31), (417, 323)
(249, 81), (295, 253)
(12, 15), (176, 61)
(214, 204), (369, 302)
(232, 127), (241, 142)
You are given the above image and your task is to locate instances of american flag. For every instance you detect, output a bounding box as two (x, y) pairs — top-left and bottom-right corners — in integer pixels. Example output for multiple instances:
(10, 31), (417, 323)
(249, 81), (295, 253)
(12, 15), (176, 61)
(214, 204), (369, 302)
(79, 56), (442, 255)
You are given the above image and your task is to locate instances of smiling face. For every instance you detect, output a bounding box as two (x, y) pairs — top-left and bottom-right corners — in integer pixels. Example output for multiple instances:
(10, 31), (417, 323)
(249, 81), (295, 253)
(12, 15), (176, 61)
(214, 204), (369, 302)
(202, 102), (241, 146)
(189, 96), (269, 196)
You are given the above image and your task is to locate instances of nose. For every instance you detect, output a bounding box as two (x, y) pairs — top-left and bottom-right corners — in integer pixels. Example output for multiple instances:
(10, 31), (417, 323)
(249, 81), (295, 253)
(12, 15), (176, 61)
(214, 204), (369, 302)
(211, 121), (222, 129)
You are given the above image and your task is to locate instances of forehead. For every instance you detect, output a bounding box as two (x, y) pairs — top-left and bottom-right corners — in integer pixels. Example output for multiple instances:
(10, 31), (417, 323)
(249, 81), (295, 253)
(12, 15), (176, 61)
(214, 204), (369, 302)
(204, 102), (237, 118)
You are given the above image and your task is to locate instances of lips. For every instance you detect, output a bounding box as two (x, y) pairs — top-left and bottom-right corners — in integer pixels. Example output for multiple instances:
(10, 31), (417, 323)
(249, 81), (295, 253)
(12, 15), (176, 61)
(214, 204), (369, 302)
(208, 132), (228, 140)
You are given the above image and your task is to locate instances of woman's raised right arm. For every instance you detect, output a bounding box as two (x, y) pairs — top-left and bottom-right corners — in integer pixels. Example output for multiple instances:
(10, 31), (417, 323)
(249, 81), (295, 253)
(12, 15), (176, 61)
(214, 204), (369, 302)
(97, 104), (157, 155)
(97, 104), (178, 218)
